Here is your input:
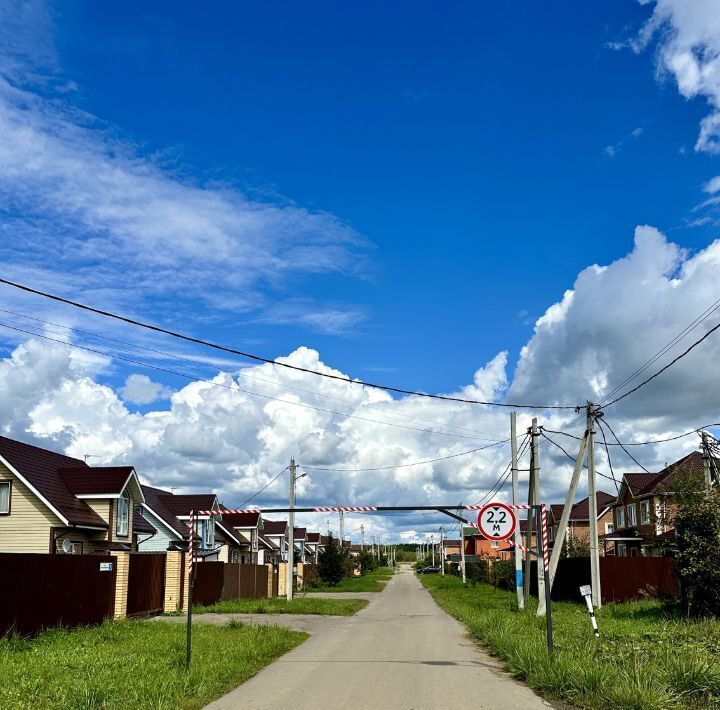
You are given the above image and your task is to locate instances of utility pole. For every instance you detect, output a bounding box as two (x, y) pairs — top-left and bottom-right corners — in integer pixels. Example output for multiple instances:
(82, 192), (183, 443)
(440, 526), (445, 575)
(702, 431), (712, 495)
(586, 404), (601, 608)
(339, 510), (345, 544)
(523, 425), (535, 607)
(460, 508), (467, 584)
(530, 418), (546, 617)
(287, 458), (296, 602)
(360, 524), (365, 550)
(431, 534), (435, 567)
(510, 412), (523, 609)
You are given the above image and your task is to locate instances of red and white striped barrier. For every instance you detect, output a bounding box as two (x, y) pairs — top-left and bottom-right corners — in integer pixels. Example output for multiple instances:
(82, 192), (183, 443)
(198, 506), (379, 515)
(187, 510), (196, 577)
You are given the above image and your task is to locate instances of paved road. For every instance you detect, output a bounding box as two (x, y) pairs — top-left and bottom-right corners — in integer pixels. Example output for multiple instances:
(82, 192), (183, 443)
(205, 565), (550, 710)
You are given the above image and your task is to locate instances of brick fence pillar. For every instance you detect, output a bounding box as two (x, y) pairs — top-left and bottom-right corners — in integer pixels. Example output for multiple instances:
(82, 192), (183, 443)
(163, 551), (185, 613)
(110, 551), (129, 619)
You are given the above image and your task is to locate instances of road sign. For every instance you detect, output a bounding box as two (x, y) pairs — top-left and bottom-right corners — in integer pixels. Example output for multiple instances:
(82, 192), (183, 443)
(477, 502), (517, 541)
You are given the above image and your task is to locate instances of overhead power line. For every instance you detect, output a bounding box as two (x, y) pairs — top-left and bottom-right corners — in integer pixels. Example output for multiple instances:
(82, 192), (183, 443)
(0, 278), (576, 410)
(540, 430), (621, 485)
(237, 466), (289, 509)
(542, 423), (720, 447)
(600, 418), (650, 474)
(0, 321), (498, 441)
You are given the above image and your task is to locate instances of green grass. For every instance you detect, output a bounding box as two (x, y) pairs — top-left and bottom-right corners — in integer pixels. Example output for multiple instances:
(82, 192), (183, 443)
(0, 619), (306, 710)
(309, 566), (394, 593)
(421, 574), (720, 710)
(193, 597), (367, 615)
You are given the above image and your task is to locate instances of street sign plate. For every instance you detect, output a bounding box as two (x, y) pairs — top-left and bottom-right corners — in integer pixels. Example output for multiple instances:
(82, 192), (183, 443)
(477, 502), (517, 541)
(579, 585), (592, 598)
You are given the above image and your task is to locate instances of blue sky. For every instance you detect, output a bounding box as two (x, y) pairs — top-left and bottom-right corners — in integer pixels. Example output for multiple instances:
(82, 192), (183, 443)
(34, 1), (717, 394)
(2, 0), (720, 535)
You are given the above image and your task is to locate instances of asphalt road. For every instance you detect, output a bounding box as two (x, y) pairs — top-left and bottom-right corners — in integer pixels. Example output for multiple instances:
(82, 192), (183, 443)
(205, 564), (550, 710)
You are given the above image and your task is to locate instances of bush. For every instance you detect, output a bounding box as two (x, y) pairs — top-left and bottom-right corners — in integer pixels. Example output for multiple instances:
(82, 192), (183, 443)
(491, 559), (516, 590)
(356, 550), (378, 575)
(317, 537), (350, 586)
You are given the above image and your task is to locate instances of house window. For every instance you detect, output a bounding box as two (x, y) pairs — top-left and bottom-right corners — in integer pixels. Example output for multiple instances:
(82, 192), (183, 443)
(640, 500), (650, 525)
(0, 480), (10, 514)
(491, 541), (499, 548)
(204, 517), (215, 548)
(605, 523), (614, 535)
(231, 549), (240, 564)
(251, 528), (258, 551)
(627, 504), (637, 527)
(615, 507), (625, 529)
(116, 492), (129, 537)
(641, 545), (651, 557)
(617, 543), (627, 557)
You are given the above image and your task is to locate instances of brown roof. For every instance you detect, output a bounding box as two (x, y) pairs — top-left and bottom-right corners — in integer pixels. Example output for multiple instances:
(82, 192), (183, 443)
(636, 451), (704, 496)
(140, 485), (190, 538)
(568, 492), (616, 520)
(60, 467), (135, 496)
(215, 521), (244, 546)
(221, 512), (260, 528)
(160, 494), (217, 517)
(263, 520), (287, 535)
(132, 512), (156, 535)
(624, 472), (659, 496)
(443, 539), (461, 547)
(293, 527), (306, 539)
(0, 435), (107, 528)
(306, 532), (320, 543)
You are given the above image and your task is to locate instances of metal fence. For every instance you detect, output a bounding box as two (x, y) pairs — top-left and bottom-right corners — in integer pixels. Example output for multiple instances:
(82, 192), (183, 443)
(127, 552), (166, 617)
(194, 562), (271, 606)
(0, 553), (116, 637)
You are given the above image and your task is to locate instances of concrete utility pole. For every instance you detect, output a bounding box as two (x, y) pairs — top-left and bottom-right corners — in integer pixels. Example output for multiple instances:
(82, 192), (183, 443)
(548, 430), (589, 587)
(523, 427), (535, 607)
(360, 524), (365, 550)
(287, 458), (296, 602)
(431, 534), (435, 566)
(510, 412), (523, 609)
(339, 510), (345, 544)
(586, 404), (601, 608)
(440, 526), (445, 575)
(460, 509), (467, 584)
(531, 419), (546, 617)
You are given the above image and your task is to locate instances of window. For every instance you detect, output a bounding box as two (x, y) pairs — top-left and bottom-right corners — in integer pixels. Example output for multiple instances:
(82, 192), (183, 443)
(116, 492), (129, 537)
(491, 541), (499, 548)
(251, 528), (258, 551)
(641, 545), (651, 557)
(204, 518), (215, 548)
(617, 543), (627, 557)
(231, 549), (240, 564)
(605, 523), (614, 535)
(627, 504), (637, 527)
(640, 500), (650, 525)
(0, 480), (10, 514)
(615, 507), (625, 529)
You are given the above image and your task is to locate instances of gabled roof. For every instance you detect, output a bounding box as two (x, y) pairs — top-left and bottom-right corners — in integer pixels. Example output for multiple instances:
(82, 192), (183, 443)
(0, 436), (107, 528)
(306, 532), (320, 543)
(215, 520), (245, 546)
(620, 452), (709, 498)
(140, 485), (189, 538)
(160, 494), (217, 517)
(263, 520), (287, 535)
(624, 473), (659, 496)
(221, 511), (260, 528)
(293, 527), (307, 540)
(60, 466), (142, 500)
(258, 534), (277, 550)
(569, 492), (616, 520)
(443, 539), (461, 546)
(132, 512), (156, 535)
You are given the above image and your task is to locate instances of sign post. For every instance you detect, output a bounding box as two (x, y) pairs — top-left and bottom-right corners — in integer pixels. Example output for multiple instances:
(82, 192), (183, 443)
(580, 585), (599, 638)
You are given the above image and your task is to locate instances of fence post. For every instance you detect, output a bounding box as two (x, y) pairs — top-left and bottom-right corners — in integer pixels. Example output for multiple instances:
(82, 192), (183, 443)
(163, 551), (182, 613)
(110, 551), (129, 619)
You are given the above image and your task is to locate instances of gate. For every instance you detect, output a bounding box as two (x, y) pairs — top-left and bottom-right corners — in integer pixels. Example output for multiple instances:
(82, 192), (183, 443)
(127, 552), (166, 617)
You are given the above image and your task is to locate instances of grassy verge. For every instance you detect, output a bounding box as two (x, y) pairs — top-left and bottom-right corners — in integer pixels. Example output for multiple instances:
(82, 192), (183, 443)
(421, 574), (720, 710)
(0, 620), (306, 710)
(309, 567), (394, 593)
(193, 597), (367, 615)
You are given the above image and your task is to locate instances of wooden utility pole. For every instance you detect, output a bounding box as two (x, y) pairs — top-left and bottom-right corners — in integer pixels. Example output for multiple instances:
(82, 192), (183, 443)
(287, 458), (296, 602)
(510, 412), (523, 609)
(586, 404), (601, 608)
(531, 419), (546, 617)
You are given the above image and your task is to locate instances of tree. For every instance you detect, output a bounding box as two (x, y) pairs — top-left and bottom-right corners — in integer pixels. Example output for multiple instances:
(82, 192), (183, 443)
(318, 537), (350, 586)
(565, 534), (591, 558)
(669, 468), (720, 616)
(356, 550), (378, 575)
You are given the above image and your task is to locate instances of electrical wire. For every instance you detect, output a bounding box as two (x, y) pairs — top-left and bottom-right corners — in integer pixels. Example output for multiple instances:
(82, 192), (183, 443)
(600, 418), (651, 473)
(237, 466), (289, 508)
(0, 321), (501, 442)
(541, 424), (720, 447)
(540, 430), (620, 485)
(595, 420), (620, 494)
(298, 439), (509, 472)
(0, 278), (578, 410)
(604, 319), (720, 408)
(0, 306), (504, 442)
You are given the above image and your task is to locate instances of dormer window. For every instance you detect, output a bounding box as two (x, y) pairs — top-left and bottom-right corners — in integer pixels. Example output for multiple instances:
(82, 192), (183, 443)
(0, 480), (10, 514)
(116, 491), (129, 536)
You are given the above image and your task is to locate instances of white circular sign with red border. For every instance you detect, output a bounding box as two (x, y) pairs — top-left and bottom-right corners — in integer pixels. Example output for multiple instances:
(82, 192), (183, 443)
(477, 502), (517, 541)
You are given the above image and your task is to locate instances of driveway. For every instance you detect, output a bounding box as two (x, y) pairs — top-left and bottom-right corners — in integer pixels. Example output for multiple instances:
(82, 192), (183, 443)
(204, 565), (551, 710)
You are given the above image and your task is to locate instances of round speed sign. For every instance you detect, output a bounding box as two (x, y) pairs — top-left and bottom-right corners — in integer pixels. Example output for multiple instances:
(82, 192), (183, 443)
(477, 502), (517, 541)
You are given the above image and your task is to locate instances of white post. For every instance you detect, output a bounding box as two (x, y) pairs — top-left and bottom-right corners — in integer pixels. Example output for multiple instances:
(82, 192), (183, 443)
(287, 458), (295, 602)
(587, 404), (601, 608)
(339, 510), (345, 545)
(440, 526), (445, 575)
(532, 418), (546, 617)
(523, 430), (535, 607)
(360, 524), (365, 550)
(511, 412), (524, 609)
(702, 431), (712, 495)
(460, 512), (467, 584)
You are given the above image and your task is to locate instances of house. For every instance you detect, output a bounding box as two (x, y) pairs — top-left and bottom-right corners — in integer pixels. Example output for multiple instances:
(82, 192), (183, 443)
(549, 491), (615, 556)
(293, 527), (307, 563)
(305, 531), (322, 563)
(442, 538), (461, 558)
(219, 511), (269, 564)
(604, 451), (705, 557)
(0, 435), (145, 554)
(137, 485), (221, 559)
(465, 529), (507, 559)
(263, 519), (289, 563)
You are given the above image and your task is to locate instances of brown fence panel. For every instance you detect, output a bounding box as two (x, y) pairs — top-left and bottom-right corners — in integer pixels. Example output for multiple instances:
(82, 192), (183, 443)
(193, 562), (225, 606)
(302, 564), (317, 589)
(600, 556), (678, 603)
(221, 563), (240, 601)
(0, 553), (116, 637)
(127, 553), (166, 617)
(254, 564), (268, 598)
